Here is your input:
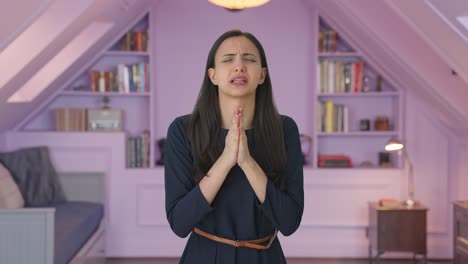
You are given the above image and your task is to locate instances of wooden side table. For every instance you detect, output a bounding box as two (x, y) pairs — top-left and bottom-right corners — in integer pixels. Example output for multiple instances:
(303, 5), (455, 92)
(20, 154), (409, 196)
(453, 201), (468, 264)
(367, 202), (428, 264)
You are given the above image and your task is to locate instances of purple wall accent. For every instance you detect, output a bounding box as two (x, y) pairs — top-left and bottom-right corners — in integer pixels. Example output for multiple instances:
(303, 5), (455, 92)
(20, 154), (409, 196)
(152, 0), (313, 138)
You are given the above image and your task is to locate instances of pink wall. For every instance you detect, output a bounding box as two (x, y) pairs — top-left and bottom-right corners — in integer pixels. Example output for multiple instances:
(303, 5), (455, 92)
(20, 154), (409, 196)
(152, 0), (313, 138)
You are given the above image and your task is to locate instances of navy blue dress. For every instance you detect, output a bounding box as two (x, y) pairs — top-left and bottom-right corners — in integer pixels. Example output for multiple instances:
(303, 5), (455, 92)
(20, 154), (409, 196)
(165, 115), (304, 264)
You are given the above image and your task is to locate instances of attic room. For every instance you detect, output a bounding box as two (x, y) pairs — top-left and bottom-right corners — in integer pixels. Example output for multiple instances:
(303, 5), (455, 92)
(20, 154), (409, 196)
(0, 0), (467, 263)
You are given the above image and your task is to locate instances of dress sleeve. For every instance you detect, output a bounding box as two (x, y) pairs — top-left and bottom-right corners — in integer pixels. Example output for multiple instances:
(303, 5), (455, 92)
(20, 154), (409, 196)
(164, 117), (214, 238)
(257, 116), (304, 236)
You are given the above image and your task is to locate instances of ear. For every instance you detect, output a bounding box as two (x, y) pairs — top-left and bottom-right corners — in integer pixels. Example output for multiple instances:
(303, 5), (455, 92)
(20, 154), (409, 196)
(258, 67), (267, 85)
(208, 68), (218, 85)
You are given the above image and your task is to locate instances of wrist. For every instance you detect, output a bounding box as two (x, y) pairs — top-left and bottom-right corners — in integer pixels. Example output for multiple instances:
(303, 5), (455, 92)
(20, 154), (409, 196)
(239, 156), (255, 170)
(219, 152), (236, 170)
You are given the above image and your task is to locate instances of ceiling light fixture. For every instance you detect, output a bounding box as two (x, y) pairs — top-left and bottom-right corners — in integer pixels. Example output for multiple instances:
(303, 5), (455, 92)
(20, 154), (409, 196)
(208, 0), (270, 11)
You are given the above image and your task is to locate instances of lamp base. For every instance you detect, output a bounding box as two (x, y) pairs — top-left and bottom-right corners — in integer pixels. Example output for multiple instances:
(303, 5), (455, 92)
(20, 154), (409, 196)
(405, 199), (416, 207)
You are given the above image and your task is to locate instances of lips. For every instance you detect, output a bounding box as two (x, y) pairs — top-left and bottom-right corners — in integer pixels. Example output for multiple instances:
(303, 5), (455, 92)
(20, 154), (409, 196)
(230, 76), (248, 83)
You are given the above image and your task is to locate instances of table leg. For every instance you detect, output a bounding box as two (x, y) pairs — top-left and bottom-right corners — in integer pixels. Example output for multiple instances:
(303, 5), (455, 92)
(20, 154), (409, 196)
(376, 251), (383, 264)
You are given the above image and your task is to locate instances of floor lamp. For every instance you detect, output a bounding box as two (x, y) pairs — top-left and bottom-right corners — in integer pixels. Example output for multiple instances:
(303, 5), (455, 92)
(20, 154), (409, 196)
(385, 139), (415, 207)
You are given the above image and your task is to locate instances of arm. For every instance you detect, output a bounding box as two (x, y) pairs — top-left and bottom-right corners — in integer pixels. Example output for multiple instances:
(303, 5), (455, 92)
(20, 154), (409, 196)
(241, 116), (304, 236)
(165, 116), (238, 238)
(165, 118), (213, 238)
(199, 111), (240, 204)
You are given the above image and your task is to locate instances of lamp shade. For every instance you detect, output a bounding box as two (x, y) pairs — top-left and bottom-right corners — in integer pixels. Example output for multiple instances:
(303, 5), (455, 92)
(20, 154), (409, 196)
(385, 138), (404, 151)
(208, 0), (270, 10)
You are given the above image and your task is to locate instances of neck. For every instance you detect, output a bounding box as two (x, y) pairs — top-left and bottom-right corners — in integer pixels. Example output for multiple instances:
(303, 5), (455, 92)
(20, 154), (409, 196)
(219, 95), (255, 129)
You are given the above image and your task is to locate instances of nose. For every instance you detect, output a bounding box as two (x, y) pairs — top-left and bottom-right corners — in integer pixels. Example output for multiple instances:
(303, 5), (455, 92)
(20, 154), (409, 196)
(233, 60), (246, 72)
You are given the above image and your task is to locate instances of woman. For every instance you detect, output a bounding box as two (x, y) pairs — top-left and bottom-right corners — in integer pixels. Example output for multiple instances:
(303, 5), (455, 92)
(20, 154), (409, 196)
(165, 29), (304, 264)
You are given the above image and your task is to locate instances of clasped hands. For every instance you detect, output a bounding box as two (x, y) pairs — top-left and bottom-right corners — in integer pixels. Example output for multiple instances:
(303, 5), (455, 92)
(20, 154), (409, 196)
(222, 108), (253, 169)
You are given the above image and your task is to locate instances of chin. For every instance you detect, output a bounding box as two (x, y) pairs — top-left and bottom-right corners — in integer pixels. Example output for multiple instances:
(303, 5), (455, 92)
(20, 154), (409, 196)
(219, 87), (256, 98)
(227, 91), (256, 98)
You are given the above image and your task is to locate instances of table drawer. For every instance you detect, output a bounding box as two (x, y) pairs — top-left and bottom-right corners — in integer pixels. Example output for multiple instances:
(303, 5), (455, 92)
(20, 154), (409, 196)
(455, 210), (468, 223)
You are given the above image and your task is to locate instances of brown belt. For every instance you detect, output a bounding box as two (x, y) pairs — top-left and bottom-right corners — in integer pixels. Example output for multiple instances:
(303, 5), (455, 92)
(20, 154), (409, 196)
(193, 228), (277, 250)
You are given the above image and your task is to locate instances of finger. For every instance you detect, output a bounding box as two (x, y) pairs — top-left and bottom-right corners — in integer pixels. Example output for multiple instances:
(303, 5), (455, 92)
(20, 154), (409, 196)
(236, 113), (240, 137)
(231, 111), (237, 131)
(239, 112), (244, 132)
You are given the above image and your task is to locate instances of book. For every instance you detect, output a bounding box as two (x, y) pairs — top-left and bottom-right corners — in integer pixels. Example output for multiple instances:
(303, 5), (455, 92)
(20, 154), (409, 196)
(378, 198), (401, 208)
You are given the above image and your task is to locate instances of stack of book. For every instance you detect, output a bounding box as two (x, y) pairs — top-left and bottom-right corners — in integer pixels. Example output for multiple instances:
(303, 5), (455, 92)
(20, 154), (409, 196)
(118, 31), (149, 52)
(318, 30), (337, 52)
(126, 130), (150, 168)
(317, 60), (365, 94)
(53, 108), (87, 131)
(89, 62), (149, 93)
(317, 101), (349, 133)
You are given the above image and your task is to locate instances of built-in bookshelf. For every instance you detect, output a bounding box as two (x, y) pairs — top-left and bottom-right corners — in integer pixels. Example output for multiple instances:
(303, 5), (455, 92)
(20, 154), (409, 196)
(313, 18), (402, 169)
(20, 12), (153, 169)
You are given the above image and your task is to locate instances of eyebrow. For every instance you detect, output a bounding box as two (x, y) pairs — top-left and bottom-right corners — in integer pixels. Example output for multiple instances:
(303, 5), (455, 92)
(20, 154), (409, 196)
(222, 53), (257, 57)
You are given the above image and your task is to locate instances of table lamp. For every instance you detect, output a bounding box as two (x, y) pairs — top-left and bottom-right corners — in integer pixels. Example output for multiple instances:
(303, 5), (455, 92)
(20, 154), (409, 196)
(385, 139), (415, 207)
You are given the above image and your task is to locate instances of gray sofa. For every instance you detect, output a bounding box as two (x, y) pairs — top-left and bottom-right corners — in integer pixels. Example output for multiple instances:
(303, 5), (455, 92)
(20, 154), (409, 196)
(0, 146), (105, 264)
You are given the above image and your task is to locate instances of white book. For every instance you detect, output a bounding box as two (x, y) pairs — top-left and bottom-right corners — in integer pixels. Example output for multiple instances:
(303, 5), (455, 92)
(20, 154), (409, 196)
(317, 61), (321, 94)
(328, 61), (334, 93)
(343, 106), (349, 133)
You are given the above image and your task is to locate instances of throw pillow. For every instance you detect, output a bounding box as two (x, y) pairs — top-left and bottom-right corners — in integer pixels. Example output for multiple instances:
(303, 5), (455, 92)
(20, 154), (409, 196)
(0, 146), (67, 206)
(0, 162), (25, 209)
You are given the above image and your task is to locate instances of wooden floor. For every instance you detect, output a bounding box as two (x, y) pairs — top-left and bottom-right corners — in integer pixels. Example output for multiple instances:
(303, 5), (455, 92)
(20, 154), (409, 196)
(106, 258), (453, 264)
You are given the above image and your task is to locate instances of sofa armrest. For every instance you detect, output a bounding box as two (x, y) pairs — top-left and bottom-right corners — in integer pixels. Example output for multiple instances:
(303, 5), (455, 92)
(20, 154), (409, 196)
(0, 208), (55, 264)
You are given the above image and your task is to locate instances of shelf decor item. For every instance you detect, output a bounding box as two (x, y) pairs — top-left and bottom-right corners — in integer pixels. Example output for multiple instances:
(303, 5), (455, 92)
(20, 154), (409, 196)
(359, 119), (370, 131)
(156, 138), (167, 166)
(385, 139), (415, 207)
(87, 96), (123, 131)
(374, 116), (389, 131)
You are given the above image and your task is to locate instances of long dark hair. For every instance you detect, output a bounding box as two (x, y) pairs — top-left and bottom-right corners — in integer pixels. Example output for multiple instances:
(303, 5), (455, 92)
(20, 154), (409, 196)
(187, 29), (287, 190)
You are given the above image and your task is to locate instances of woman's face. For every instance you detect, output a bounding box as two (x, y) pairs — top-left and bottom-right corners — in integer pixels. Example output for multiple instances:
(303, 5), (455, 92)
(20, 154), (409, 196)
(208, 36), (267, 99)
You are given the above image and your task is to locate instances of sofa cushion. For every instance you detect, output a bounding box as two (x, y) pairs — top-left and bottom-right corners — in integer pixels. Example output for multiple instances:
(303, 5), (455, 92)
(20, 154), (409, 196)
(0, 146), (67, 206)
(0, 162), (24, 209)
(51, 201), (104, 264)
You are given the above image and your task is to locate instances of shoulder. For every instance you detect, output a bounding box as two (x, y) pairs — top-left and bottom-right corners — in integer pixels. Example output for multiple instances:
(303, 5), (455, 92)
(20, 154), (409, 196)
(167, 114), (191, 138)
(281, 115), (299, 134)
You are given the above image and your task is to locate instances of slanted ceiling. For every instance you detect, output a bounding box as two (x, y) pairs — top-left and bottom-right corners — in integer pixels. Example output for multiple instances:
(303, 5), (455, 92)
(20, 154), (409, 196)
(0, 0), (467, 135)
(0, 0), (154, 132)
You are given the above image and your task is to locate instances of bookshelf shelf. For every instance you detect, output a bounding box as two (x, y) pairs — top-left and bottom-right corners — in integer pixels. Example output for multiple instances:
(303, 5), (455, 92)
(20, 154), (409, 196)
(317, 131), (399, 137)
(103, 51), (150, 57)
(317, 92), (399, 98)
(318, 52), (361, 57)
(60, 91), (150, 97)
